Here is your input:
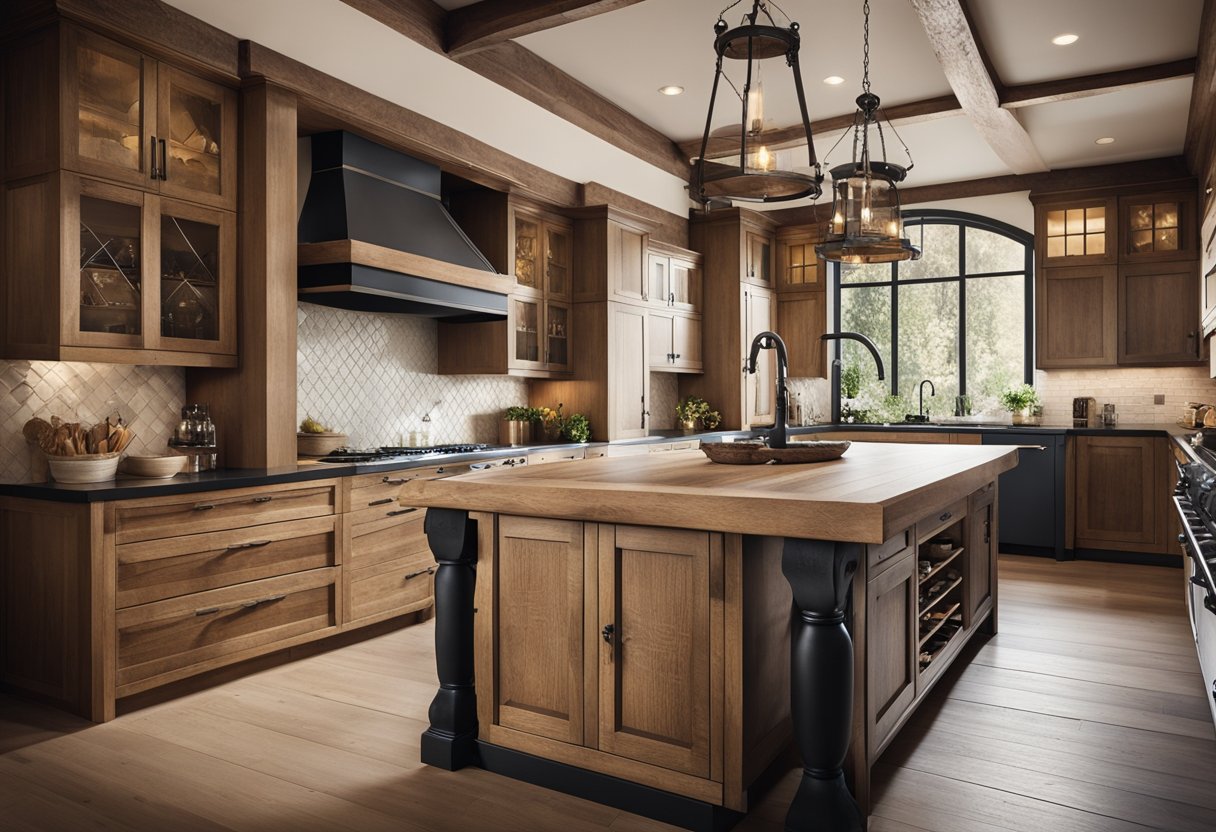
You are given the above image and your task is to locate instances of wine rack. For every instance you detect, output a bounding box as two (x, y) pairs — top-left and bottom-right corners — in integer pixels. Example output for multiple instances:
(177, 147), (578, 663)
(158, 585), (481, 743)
(917, 518), (966, 676)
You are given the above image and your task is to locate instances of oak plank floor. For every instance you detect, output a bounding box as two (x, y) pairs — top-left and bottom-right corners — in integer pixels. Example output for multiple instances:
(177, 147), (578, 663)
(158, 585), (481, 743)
(0, 555), (1212, 831)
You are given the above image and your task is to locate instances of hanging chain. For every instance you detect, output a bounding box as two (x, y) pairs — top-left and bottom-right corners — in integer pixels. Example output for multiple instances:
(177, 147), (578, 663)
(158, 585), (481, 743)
(861, 0), (871, 94)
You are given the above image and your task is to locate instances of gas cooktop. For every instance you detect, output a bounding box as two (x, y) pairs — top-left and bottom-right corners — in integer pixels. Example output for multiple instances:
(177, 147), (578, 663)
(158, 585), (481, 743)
(315, 444), (494, 464)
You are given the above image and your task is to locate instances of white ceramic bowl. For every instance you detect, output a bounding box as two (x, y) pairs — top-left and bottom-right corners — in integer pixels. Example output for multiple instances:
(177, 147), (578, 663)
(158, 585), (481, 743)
(122, 454), (186, 478)
(47, 452), (121, 483)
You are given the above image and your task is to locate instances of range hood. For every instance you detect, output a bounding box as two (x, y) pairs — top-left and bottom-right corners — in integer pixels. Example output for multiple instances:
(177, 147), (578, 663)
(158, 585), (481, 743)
(297, 131), (508, 320)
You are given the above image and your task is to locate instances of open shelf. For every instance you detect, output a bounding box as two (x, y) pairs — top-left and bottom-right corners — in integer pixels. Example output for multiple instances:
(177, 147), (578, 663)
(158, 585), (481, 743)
(920, 574), (962, 616)
(919, 546), (963, 585)
(919, 601), (961, 648)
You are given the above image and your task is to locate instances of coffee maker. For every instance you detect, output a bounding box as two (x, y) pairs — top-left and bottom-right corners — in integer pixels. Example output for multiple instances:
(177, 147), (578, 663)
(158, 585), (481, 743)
(1072, 397), (1096, 427)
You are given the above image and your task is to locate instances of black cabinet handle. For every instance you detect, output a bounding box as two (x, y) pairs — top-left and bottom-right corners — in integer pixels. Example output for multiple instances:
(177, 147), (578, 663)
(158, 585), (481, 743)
(227, 539), (271, 551)
(158, 138), (167, 180)
(368, 497), (394, 507)
(939, 511), (952, 523)
(149, 136), (159, 179)
(383, 476), (409, 485)
(602, 623), (615, 647)
(405, 566), (435, 580)
(193, 503), (214, 512)
(387, 507), (418, 517)
(252, 496), (273, 503)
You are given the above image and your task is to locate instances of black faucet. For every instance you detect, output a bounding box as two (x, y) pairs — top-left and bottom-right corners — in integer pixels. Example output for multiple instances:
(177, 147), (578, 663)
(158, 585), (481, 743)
(820, 332), (886, 424)
(746, 331), (790, 449)
(917, 379), (935, 420)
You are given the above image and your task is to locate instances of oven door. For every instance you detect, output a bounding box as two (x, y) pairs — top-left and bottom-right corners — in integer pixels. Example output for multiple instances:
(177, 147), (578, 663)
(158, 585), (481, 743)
(1197, 601), (1216, 726)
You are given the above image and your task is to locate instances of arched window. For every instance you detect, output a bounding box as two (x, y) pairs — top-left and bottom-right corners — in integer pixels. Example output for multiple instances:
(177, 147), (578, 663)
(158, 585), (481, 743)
(831, 210), (1033, 421)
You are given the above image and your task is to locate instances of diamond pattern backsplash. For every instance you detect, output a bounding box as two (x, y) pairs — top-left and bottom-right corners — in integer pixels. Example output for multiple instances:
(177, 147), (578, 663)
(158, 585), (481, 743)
(0, 360), (184, 483)
(297, 303), (528, 447)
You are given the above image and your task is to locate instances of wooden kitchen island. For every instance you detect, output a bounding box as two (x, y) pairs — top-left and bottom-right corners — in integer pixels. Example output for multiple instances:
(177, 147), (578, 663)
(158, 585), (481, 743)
(397, 442), (1019, 831)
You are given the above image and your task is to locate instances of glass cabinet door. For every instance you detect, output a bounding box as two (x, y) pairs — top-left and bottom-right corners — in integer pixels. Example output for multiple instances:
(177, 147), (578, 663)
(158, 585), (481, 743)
(545, 225), (571, 301)
(513, 215), (541, 291)
(648, 254), (669, 306)
(74, 182), (146, 347)
(670, 259), (700, 312)
(70, 28), (153, 187)
(545, 303), (570, 369)
(513, 297), (541, 364)
(157, 201), (233, 352)
(157, 68), (236, 209)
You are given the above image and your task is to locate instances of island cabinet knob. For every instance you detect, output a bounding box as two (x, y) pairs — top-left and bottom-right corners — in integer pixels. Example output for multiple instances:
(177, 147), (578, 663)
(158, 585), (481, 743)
(601, 623), (615, 647)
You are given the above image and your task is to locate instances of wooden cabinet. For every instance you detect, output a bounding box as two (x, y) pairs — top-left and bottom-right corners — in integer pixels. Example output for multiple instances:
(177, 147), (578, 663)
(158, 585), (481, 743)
(1036, 264), (1117, 368)
(777, 292), (826, 378)
(1, 172), (237, 365)
(648, 309), (703, 373)
(609, 303), (650, 439)
(648, 243), (702, 312)
(743, 285), (776, 427)
(744, 230), (773, 287)
(1074, 436), (1169, 552)
(2, 24), (237, 210)
(966, 483), (996, 624)
(1033, 185), (1202, 368)
(865, 548), (917, 757)
(776, 228), (820, 291)
(1118, 261), (1201, 364)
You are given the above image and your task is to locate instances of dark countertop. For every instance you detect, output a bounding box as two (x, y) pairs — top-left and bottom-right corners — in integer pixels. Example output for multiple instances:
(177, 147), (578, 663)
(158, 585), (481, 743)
(0, 421), (1191, 503)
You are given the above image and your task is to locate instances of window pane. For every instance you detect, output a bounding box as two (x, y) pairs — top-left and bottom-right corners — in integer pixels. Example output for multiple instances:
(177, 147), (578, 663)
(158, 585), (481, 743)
(966, 275), (1025, 413)
(1085, 206), (1105, 232)
(838, 284), (892, 396)
(897, 281), (959, 409)
(1066, 209), (1085, 234)
(1046, 210), (1065, 236)
(1047, 236), (1065, 258)
(898, 224), (959, 280)
(840, 260), (893, 284)
(966, 227), (1024, 274)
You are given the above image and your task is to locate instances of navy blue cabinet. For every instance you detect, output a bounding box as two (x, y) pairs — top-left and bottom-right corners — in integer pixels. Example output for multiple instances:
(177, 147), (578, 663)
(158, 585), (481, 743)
(981, 433), (1066, 558)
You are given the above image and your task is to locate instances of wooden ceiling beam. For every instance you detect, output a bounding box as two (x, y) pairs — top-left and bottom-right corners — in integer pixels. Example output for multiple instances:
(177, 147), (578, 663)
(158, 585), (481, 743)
(338, 0), (445, 54)
(1184, 0), (1216, 181)
(909, 0), (1048, 174)
(445, 0), (648, 58)
(1002, 59), (1197, 109)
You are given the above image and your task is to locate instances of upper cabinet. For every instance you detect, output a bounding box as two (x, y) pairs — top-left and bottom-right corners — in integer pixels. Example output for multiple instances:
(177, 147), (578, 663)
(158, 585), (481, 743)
(4, 24), (238, 211)
(648, 242), (702, 313)
(1032, 183), (1202, 369)
(744, 229), (773, 287)
(776, 228), (821, 291)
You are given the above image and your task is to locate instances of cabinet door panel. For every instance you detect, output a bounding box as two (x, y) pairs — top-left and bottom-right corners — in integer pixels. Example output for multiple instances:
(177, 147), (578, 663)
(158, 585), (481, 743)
(777, 292), (826, 378)
(598, 525), (714, 777)
(156, 67), (238, 210)
(611, 224), (648, 303)
(648, 310), (675, 369)
(1118, 262), (1201, 364)
(545, 223), (572, 301)
(151, 197), (236, 355)
(743, 287), (775, 426)
(1075, 437), (1157, 548)
(866, 550), (917, 758)
(1036, 265), (1117, 367)
(967, 486), (995, 623)
(744, 231), (773, 287)
(648, 254), (669, 307)
(671, 258), (700, 312)
(609, 304), (649, 439)
(673, 314), (702, 371)
(494, 516), (585, 745)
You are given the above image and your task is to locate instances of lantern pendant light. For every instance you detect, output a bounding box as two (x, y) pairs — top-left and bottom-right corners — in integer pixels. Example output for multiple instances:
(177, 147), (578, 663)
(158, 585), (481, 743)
(691, 1), (822, 205)
(816, 0), (920, 264)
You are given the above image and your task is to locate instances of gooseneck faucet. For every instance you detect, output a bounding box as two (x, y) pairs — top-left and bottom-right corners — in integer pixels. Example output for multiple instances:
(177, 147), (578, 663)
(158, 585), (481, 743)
(820, 332), (887, 424)
(746, 331), (790, 449)
(918, 379), (935, 419)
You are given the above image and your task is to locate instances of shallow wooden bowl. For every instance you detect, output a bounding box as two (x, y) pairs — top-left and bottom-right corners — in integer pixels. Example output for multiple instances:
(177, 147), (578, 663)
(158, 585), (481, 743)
(297, 432), (348, 456)
(122, 454), (186, 478)
(701, 440), (850, 465)
(46, 452), (121, 483)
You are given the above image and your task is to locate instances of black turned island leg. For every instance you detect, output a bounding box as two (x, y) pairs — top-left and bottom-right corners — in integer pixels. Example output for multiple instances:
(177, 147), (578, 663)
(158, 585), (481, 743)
(781, 538), (864, 832)
(420, 508), (479, 771)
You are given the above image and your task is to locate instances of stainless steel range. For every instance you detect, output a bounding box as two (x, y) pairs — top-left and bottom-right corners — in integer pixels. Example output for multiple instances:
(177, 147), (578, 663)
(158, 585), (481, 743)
(1173, 441), (1216, 726)
(315, 444), (496, 464)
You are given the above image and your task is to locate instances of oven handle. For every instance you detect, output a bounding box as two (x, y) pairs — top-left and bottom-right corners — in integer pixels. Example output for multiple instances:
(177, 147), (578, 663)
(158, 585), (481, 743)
(1175, 495), (1216, 618)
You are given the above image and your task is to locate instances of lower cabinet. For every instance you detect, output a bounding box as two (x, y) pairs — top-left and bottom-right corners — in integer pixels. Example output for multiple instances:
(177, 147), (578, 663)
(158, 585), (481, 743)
(1073, 435), (1171, 553)
(865, 548), (917, 757)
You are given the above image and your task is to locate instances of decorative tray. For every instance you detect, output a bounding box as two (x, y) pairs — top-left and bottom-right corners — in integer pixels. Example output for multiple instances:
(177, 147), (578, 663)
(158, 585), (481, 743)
(701, 440), (851, 465)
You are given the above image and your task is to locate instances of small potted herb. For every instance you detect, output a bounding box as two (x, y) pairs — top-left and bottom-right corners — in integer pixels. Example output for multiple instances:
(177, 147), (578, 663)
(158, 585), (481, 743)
(501, 406), (540, 446)
(561, 413), (592, 443)
(675, 396), (721, 432)
(999, 384), (1039, 425)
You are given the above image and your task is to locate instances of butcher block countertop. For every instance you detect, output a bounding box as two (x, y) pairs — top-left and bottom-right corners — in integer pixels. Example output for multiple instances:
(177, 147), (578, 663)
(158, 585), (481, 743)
(397, 442), (1020, 544)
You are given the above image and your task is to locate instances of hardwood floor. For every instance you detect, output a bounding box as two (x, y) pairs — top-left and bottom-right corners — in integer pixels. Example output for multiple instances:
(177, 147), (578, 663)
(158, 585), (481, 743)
(0, 555), (1212, 831)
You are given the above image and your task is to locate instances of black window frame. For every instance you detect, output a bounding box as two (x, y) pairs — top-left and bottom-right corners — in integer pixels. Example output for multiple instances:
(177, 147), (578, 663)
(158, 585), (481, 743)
(831, 209), (1034, 401)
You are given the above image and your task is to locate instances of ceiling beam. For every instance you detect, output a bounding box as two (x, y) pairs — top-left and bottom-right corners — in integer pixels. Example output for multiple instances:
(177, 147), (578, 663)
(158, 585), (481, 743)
(1184, 0), (1216, 181)
(909, 0), (1048, 174)
(338, 0), (445, 54)
(1002, 59), (1197, 109)
(445, 0), (648, 58)
(676, 95), (963, 161)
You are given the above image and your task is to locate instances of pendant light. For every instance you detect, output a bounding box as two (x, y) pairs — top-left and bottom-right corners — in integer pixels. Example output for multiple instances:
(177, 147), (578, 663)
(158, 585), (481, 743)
(691, 1), (822, 205)
(816, 0), (920, 264)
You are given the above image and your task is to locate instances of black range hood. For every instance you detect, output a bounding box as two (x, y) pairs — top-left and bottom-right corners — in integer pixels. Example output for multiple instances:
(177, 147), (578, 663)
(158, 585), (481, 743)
(297, 131), (507, 320)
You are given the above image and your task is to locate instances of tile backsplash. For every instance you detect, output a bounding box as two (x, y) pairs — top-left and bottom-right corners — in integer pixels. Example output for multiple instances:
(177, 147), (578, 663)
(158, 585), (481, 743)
(0, 360), (184, 483)
(297, 302), (528, 447)
(1034, 365), (1216, 424)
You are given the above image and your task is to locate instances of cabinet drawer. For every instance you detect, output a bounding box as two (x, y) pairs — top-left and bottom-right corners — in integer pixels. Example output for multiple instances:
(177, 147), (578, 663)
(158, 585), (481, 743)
(349, 502), (424, 531)
(115, 568), (337, 692)
(350, 509), (430, 571)
(867, 528), (913, 577)
(349, 466), (450, 507)
(348, 552), (434, 624)
(115, 515), (337, 608)
(528, 448), (585, 465)
(917, 499), (968, 543)
(115, 483), (337, 544)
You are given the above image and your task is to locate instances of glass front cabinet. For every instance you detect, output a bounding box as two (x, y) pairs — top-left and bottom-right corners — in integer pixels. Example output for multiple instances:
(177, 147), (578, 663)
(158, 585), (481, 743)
(510, 208), (573, 373)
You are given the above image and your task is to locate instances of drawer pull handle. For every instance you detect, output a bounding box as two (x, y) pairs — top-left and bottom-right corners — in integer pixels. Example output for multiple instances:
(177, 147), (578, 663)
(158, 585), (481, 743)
(383, 476), (409, 485)
(387, 507), (418, 517)
(939, 511), (952, 522)
(194, 593), (287, 617)
(228, 539), (271, 551)
(368, 498), (394, 506)
(195, 606), (219, 616)
(194, 503), (215, 512)
(405, 567), (435, 580)
(252, 496), (273, 503)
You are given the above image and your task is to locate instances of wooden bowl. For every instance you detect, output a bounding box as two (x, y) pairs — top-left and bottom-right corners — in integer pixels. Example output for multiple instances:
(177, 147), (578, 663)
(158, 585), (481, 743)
(46, 452), (121, 483)
(122, 454), (187, 478)
(297, 432), (348, 456)
(701, 440), (851, 465)
(700, 441), (768, 465)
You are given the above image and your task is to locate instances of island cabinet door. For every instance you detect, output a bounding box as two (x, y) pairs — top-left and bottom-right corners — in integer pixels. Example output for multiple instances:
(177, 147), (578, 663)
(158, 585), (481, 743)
(966, 484), (996, 624)
(597, 525), (721, 778)
(865, 549), (917, 758)
(485, 516), (587, 745)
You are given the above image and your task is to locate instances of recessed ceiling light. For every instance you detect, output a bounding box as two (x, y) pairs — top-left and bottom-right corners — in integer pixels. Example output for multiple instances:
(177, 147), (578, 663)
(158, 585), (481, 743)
(1052, 33), (1079, 45)
(1095, 136), (1115, 145)
(658, 85), (684, 96)
(823, 75), (845, 86)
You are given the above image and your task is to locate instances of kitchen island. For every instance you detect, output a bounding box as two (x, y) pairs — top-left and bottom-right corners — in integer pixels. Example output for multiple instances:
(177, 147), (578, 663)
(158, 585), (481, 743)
(398, 442), (1019, 831)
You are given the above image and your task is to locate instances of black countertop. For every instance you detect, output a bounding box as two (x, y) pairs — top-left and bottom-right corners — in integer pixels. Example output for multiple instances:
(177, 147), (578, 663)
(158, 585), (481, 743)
(0, 421), (1193, 503)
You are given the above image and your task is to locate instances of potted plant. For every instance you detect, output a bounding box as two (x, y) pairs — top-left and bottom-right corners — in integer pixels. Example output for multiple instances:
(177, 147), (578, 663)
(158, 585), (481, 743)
(999, 384), (1039, 425)
(539, 404), (565, 442)
(500, 406), (540, 446)
(675, 396), (720, 432)
(561, 413), (592, 443)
